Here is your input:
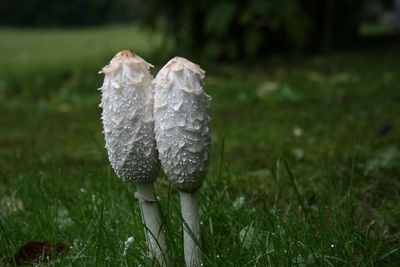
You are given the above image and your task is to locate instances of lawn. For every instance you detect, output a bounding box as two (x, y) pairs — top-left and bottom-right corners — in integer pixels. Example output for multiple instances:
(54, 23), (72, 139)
(0, 25), (399, 266)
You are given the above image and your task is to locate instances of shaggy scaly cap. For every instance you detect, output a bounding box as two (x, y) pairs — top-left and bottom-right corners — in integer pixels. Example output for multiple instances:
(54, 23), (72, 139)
(99, 50), (159, 183)
(153, 57), (211, 192)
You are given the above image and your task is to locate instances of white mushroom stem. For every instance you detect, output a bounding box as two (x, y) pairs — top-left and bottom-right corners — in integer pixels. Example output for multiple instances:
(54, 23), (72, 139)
(180, 191), (200, 267)
(135, 183), (168, 266)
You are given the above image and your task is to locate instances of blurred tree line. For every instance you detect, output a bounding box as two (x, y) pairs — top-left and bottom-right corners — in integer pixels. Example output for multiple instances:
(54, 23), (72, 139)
(0, 0), (394, 60)
(143, 0), (394, 60)
(0, 0), (141, 26)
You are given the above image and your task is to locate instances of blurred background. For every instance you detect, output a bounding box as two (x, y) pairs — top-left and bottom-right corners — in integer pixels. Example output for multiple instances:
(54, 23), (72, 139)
(1, 0), (399, 60)
(0, 0), (400, 97)
(1, 0), (400, 265)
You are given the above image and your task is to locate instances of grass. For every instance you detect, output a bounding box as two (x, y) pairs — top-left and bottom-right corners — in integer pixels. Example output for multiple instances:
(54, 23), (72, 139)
(0, 25), (400, 266)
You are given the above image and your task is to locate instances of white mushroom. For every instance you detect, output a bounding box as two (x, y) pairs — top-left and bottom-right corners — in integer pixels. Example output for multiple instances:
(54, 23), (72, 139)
(153, 57), (211, 266)
(99, 50), (167, 266)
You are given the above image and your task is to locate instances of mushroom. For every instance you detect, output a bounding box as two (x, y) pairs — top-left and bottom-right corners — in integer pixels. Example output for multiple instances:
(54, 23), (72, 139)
(99, 50), (167, 266)
(153, 57), (211, 266)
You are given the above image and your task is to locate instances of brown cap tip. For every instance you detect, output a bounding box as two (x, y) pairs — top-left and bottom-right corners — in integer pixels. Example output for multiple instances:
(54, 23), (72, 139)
(116, 50), (135, 58)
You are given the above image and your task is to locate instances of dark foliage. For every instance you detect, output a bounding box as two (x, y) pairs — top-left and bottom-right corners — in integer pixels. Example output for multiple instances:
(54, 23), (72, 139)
(0, 0), (395, 60)
(142, 0), (394, 61)
(0, 0), (140, 26)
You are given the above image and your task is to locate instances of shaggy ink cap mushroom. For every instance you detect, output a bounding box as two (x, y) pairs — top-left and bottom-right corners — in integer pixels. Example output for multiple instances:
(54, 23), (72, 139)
(153, 57), (211, 192)
(99, 50), (159, 183)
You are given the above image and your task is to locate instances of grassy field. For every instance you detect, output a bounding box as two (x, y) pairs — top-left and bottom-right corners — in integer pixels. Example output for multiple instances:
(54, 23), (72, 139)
(0, 26), (399, 266)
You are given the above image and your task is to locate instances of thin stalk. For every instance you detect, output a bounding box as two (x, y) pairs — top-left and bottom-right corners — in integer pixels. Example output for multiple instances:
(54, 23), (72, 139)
(284, 160), (309, 221)
(179, 191), (201, 267)
(135, 183), (168, 266)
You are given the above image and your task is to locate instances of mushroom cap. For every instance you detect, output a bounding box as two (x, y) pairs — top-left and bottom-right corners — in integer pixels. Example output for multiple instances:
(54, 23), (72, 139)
(153, 57), (211, 192)
(99, 50), (159, 183)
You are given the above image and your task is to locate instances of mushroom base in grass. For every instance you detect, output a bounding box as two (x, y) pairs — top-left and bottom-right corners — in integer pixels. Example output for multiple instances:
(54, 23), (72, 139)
(180, 191), (201, 266)
(135, 183), (168, 266)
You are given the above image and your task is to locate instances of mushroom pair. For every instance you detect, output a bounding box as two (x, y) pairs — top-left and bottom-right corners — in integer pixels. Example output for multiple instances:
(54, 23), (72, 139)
(99, 51), (211, 266)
